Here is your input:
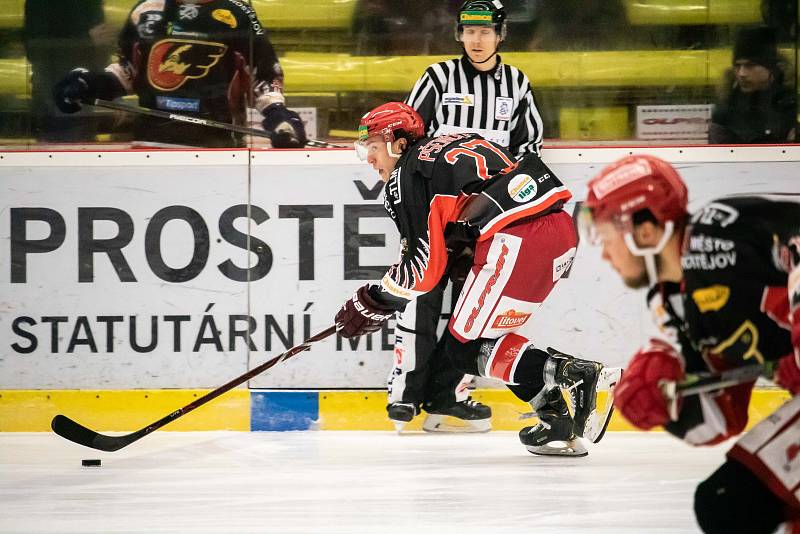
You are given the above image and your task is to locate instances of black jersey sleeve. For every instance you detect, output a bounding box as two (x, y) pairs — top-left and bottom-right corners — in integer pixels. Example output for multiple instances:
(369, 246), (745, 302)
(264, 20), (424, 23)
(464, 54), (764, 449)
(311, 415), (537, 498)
(682, 198), (798, 372)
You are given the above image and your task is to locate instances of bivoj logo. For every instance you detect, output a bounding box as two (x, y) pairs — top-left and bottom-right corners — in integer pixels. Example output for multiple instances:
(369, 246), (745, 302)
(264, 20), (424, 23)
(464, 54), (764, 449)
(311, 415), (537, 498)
(147, 39), (227, 91)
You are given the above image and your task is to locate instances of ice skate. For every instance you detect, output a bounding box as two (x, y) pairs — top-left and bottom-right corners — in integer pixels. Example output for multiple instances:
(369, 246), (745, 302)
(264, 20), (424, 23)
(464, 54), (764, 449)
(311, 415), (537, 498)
(584, 366), (623, 443)
(387, 402), (418, 434)
(422, 398), (492, 433)
(546, 347), (621, 443)
(519, 388), (587, 457)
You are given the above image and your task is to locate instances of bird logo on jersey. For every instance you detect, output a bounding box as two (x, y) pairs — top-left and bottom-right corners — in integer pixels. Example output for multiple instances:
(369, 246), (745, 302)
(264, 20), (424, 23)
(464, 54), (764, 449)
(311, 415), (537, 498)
(147, 39), (228, 91)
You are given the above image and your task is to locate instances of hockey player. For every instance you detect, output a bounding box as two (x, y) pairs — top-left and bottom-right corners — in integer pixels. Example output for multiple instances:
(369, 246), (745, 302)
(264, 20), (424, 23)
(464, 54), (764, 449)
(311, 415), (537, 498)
(53, 0), (306, 148)
(582, 154), (800, 532)
(336, 101), (616, 456)
(388, 0), (546, 433)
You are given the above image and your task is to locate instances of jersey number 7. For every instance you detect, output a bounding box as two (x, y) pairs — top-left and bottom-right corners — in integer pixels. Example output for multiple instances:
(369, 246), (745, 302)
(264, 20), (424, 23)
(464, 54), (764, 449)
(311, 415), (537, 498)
(444, 139), (518, 179)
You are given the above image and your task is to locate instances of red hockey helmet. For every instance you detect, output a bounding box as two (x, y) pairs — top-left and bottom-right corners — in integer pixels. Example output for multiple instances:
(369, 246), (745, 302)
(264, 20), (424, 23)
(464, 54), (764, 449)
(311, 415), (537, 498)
(358, 102), (424, 144)
(585, 155), (688, 229)
(355, 102), (425, 160)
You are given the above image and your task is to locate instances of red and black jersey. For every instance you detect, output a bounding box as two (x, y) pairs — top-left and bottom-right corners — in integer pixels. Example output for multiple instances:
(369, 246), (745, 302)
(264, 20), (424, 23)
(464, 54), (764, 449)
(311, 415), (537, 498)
(107, 0), (282, 125)
(378, 133), (572, 309)
(651, 195), (800, 445)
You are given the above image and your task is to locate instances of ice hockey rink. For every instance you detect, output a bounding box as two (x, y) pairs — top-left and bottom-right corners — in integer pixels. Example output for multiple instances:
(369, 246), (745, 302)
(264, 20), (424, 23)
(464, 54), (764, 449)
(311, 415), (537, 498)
(0, 431), (725, 533)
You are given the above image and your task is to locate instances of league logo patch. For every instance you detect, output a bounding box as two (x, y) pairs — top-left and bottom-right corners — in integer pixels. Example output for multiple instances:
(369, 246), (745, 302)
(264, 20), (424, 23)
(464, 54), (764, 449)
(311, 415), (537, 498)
(507, 174), (536, 203)
(495, 97), (513, 121)
(147, 39), (227, 91)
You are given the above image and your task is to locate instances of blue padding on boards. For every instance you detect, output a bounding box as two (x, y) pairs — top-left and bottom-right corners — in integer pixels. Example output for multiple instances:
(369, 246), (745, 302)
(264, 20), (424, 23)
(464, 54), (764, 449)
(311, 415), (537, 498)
(250, 391), (319, 431)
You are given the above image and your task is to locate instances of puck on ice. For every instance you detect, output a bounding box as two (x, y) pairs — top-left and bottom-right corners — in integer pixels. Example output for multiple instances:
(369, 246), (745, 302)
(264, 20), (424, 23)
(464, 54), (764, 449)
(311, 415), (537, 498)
(81, 459), (101, 467)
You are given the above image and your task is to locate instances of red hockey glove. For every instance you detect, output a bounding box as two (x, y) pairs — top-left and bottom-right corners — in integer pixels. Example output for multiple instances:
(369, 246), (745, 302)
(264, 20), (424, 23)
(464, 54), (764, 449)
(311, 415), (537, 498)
(615, 341), (685, 430)
(775, 354), (800, 396)
(335, 285), (394, 338)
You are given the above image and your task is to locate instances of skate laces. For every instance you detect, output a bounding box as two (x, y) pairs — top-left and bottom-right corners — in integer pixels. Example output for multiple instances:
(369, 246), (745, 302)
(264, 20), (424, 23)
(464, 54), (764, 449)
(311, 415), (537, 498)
(565, 379), (584, 408)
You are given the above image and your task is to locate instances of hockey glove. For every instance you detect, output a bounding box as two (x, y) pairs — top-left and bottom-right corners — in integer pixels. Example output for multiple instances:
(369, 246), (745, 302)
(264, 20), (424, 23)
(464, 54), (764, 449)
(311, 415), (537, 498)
(615, 340), (685, 430)
(335, 284), (394, 338)
(261, 103), (307, 148)
(775, 354), (800, 396)
(53, 68), (121, 114)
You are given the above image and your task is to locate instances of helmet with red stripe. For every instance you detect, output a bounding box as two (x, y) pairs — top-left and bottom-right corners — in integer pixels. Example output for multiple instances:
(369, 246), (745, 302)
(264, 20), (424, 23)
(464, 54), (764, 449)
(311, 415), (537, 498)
(355, 102), (425, 160)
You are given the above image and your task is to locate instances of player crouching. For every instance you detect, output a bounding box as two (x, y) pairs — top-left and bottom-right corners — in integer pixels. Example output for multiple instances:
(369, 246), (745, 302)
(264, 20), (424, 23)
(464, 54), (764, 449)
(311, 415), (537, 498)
(336, 102), (619, 456)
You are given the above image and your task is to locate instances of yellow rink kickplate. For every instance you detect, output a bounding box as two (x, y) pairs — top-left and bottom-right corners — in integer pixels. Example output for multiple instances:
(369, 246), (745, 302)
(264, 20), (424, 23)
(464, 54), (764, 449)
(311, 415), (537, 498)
(0, 389), (249, 432)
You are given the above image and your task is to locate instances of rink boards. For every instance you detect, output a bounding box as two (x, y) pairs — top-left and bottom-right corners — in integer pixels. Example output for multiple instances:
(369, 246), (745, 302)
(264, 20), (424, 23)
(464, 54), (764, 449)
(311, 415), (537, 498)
(1, 146), (798, 432)
(0, 387), (791, 432)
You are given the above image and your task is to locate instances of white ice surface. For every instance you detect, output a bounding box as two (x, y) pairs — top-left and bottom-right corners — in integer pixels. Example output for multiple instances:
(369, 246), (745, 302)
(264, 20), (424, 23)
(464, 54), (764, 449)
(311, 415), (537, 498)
(0, 431), (725, 533)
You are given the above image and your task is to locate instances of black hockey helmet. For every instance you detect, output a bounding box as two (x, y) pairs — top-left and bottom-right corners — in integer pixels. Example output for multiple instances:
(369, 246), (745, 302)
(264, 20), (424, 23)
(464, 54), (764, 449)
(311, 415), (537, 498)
(455, 0), (507, 41)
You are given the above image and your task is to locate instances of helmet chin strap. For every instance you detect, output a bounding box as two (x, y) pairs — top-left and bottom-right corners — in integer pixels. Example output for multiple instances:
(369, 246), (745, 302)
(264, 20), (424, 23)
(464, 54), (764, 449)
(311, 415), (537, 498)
(387, 142), (401, 159)
(622, 221), (675, 286)
(465, 47), (499, 64)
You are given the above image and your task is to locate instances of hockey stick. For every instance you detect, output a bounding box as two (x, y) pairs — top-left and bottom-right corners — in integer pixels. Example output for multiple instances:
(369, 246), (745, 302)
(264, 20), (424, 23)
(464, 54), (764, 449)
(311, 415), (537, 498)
(51, 325), (337, 452)
(92, 99), (345, 148)
(661, 363), (766, 400)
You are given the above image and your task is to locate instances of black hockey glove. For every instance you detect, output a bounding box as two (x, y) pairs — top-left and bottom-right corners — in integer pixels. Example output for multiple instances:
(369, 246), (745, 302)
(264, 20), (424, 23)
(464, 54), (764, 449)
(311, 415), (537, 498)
(444, 221), (477, 284)
(53, 68), (122, 114)
(261, 103), (307, 148)
(335, 284), (395, 338)
(446, 246), (475, 284)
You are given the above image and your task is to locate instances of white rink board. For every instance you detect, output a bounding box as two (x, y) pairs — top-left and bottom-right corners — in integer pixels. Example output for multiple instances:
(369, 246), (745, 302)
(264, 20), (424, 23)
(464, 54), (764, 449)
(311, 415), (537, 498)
(1, 147), (799, 389)
(0, 153), (251, 388)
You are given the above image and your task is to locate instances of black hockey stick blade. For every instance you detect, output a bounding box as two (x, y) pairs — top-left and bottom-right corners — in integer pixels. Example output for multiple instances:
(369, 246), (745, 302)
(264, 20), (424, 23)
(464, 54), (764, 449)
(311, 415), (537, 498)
(51, 415), (147, 452)
(51, 325), (337, 451)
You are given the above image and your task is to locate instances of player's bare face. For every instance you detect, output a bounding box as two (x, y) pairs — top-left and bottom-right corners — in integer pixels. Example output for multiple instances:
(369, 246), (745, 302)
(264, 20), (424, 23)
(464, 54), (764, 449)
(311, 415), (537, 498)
(462, 26), (499, 67)
(363, 138), (397, 182)
(595, 221), (649, 289)
(733, 60), (772, 93)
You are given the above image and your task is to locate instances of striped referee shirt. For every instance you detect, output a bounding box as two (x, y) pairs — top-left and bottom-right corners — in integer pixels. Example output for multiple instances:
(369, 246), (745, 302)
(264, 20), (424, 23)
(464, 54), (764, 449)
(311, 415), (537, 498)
(405, 54), (544, 157)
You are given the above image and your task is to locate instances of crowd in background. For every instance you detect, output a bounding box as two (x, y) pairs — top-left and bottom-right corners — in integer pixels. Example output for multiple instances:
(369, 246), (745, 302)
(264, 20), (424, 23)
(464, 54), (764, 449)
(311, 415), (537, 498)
(0, 0), (795, 146)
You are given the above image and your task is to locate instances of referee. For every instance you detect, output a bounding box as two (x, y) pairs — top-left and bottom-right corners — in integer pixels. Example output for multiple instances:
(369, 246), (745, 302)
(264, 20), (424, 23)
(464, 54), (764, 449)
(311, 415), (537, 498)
(405, 0), (544, 157)
(386, 0), (546, 432)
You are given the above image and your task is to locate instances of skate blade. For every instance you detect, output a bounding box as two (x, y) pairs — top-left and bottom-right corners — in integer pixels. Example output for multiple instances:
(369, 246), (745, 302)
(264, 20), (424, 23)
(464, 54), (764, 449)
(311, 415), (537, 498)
(422, 414), (491, 433)
(391, 420), (407, 435)
(525, 439), (588, 457)
(584, 367), (623, 444)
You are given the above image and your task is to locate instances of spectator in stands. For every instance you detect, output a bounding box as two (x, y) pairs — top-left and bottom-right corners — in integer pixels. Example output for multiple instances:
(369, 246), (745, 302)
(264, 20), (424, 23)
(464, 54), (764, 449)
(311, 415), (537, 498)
(353, 0), (458, 56)
(24, 0), (113, 141)
(709, 25), (797, 144)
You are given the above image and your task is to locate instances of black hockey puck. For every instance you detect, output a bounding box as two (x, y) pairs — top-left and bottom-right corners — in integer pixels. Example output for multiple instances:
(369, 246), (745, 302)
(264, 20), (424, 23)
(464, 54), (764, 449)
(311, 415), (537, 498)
(81, 459), (101, 467)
